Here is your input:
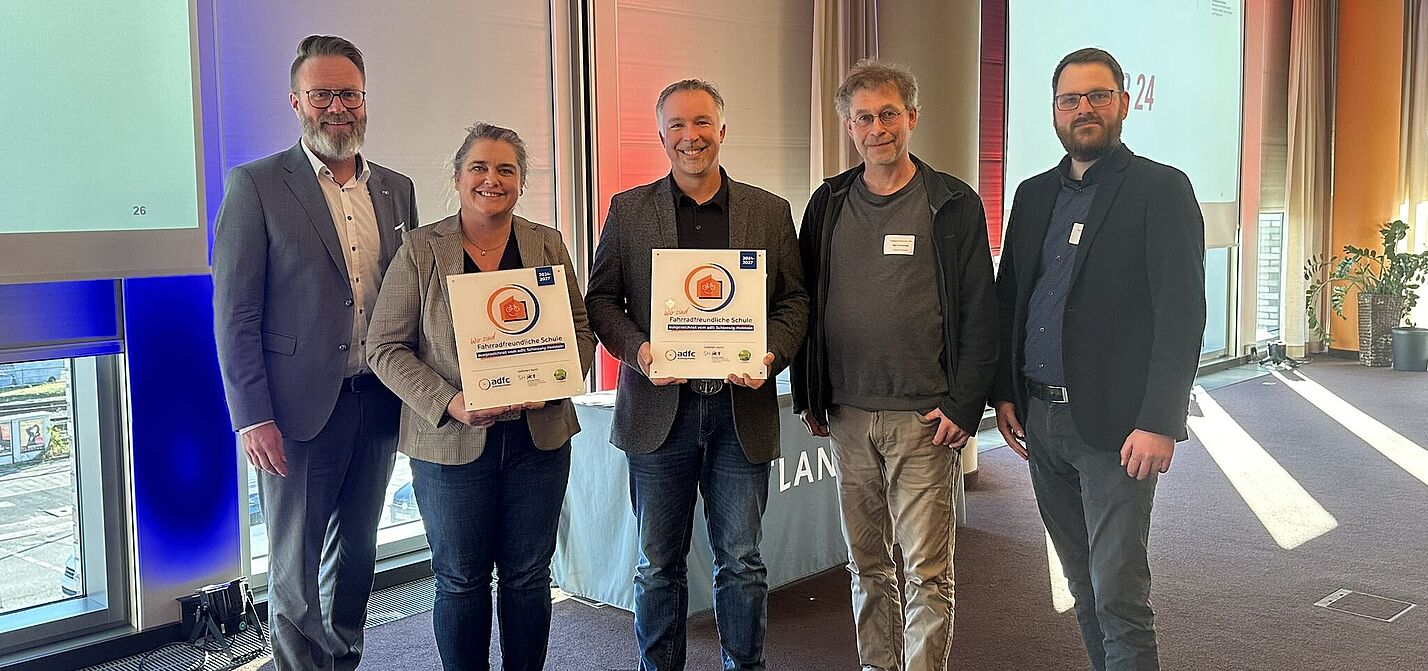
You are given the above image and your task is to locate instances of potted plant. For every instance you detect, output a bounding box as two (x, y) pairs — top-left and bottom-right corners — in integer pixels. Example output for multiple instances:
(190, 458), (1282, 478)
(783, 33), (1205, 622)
(1303, 219), (1428, 367)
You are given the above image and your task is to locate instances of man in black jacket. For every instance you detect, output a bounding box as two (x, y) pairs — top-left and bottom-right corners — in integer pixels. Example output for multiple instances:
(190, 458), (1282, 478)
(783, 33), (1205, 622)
(791, 59), (998, 671)
(990, 48), (1206, 671)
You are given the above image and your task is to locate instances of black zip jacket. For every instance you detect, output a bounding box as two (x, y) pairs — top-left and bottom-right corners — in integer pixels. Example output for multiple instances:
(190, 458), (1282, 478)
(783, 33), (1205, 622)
(791, 155), (999, 433)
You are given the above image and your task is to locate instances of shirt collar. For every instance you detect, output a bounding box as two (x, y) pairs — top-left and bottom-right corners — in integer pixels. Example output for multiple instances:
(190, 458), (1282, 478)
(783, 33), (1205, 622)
(300, 139), (370, 185)
(1055, 141), (1125, 187)
(668, 167), (730, 210)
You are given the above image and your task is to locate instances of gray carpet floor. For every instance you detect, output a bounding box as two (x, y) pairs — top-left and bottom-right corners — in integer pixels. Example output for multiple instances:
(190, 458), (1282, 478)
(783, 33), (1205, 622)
(264, 359), (1428, 670)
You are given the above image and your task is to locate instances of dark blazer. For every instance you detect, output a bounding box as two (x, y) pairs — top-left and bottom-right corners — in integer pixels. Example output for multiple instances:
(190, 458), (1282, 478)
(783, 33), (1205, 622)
(366, 214), (596, 465)
(990, 144), (1206, 450)
(213, 142), (418, 441)
(585, 175), (809, 463)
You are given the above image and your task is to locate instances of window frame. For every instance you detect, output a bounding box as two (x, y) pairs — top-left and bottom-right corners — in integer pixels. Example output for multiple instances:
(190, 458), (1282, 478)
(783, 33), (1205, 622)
(0, 354), (132, 660)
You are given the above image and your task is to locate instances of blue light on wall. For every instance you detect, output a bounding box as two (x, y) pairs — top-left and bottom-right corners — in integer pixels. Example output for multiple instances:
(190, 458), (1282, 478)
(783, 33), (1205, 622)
(0, 281), (121, 363)
(123, 274), (239, 619)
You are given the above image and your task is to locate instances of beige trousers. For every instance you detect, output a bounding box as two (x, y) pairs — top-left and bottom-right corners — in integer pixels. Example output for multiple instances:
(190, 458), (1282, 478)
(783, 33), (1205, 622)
(828, 406), (961, 671)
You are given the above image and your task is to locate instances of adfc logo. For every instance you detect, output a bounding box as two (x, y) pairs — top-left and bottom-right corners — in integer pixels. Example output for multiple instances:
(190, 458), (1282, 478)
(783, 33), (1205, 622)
(486, 284), (541, 335)
(683, 264), (736, 312)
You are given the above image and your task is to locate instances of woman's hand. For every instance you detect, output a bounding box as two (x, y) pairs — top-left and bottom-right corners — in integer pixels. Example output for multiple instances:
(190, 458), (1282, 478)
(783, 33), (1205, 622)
(447, 393), (518, 428)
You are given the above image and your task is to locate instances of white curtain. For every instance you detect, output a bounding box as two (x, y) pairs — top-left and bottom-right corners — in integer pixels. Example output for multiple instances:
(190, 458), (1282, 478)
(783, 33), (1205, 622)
(1283, 0), (1336, 353)
(1401, 0), (1428, 222)
(810, 0), (879, 191)
(1400, 0), (1428, 324)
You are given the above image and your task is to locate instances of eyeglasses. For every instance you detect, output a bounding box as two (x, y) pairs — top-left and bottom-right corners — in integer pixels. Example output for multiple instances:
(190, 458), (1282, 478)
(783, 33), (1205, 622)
(301, 89), (366, 109)
(851, 108), (905, 128)
(1054, 89), (1118, 111)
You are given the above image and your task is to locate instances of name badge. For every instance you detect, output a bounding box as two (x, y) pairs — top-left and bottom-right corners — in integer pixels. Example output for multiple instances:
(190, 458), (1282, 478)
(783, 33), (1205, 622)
(883, 234), (916, 255)
(1069, 223), (1084, 245)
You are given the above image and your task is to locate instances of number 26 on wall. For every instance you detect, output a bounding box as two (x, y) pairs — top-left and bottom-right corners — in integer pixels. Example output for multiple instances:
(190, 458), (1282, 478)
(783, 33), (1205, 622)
(1132, 73), (1156, 111)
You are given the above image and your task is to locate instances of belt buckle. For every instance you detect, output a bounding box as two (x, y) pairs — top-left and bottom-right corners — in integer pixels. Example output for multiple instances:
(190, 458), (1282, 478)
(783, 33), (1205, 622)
(1049, 385), (1069, 403)
(689, 379), (725, 395)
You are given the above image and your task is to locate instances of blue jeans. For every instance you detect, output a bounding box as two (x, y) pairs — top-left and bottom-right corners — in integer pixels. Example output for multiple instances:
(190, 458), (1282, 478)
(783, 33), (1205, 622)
(627, 388), (771, 671)
(410, 418), (571, 671)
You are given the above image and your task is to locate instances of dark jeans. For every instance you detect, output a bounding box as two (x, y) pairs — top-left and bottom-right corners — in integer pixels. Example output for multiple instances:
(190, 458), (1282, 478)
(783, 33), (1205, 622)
(1026, 398), (1160, 671)
(627, 388), (771, 671)
(410, 417), (571, 671)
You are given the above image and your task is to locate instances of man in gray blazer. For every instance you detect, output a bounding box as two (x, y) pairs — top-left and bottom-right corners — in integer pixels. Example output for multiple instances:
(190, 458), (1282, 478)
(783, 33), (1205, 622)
(586, 79), (808, 671)
(212, 35), (417, 671)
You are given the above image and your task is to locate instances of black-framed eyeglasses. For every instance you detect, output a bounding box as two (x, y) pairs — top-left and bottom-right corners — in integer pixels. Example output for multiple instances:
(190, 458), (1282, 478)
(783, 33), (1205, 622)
(1054, 89), (1118, 111)
(301, 89), (366, 109)
(851, 108), (906, 128)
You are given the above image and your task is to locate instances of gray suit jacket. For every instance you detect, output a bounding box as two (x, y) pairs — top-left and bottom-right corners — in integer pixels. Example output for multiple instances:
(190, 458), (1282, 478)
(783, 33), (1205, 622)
(586, 176), (809, 463)
(366, 214), (596, 465)
(213, 142), (418, 441)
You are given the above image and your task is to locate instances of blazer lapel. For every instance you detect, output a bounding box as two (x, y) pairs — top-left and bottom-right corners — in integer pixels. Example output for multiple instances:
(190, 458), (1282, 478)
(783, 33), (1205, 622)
(726, 181), (753, 250)
(282, 143), (350, 283)
(513, 216), (545, 267)
(367, 167), (399, 263)
(651, 178), (679, 249)
(429, 215), (466, 280)
(1068, 149), (1132, 287)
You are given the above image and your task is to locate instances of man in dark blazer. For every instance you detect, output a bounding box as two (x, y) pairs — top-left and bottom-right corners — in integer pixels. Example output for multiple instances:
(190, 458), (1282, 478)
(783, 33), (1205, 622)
(990, 48), (1205, 671)
(212, 35), (417, 671)
(586, 79), (807, 671)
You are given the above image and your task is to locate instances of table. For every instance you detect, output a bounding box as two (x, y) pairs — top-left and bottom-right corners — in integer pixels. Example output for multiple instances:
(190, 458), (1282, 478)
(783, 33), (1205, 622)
(551, 391), (849, 613)
(551, 391), (970, 613)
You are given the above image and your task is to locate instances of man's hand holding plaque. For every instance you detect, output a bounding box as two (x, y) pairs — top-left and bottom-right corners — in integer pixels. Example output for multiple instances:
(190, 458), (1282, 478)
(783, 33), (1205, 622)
(648, 249), (768, 383)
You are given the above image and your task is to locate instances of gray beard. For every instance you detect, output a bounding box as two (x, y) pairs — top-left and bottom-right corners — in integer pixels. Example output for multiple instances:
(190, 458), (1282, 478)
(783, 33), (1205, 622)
(301, 114), (366, 162)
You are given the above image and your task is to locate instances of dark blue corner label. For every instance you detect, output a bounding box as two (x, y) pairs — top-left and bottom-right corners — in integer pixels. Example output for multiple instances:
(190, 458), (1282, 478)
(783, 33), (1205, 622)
(535, 266), (556, 286)
(739, 251), (758, 269)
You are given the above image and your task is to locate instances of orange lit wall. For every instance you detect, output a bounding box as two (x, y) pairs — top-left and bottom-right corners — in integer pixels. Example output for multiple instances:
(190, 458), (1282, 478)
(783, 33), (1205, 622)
(1329, 0), (1405, 351)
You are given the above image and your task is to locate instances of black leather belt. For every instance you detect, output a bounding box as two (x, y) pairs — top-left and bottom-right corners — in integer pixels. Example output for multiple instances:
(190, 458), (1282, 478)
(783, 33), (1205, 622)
(1027, 380), (1070, 404)
(687, 379), (726, 395)
(344, 373), (384, 394)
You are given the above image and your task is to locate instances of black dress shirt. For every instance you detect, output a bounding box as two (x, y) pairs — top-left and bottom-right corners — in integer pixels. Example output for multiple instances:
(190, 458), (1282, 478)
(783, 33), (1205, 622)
(462, 227), (522, 273)
(462, 226), (533, 443)
(670, 170), (731, 249)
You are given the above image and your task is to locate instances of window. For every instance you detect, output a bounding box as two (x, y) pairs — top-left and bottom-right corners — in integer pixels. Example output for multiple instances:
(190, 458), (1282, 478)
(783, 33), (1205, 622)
(0, 355), (129, 657)
(1203, 247), (1234, 358)
(0, 359), (77, 616)
(1255, 212), (1287, 342)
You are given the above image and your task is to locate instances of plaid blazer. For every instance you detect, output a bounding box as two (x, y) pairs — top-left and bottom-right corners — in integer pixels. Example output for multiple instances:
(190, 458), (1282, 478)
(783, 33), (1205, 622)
(367, 214), (595, 465)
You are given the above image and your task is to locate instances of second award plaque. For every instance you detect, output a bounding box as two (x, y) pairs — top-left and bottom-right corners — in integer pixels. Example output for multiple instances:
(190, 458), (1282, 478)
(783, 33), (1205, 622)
(649, 248), (767, 380)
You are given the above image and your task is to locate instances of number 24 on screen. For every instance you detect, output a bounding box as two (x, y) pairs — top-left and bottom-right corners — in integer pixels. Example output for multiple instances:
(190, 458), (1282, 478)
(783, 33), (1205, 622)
(1130, 73), (1156, 111)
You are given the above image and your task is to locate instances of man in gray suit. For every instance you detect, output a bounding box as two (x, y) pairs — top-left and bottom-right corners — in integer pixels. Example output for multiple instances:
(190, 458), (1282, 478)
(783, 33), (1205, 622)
(586, 79), (808, 671)
(212, 35), (417, 671)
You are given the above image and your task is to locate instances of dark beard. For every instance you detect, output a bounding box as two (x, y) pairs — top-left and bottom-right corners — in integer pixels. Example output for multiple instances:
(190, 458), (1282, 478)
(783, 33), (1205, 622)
(1057, 118), (1120, 162)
